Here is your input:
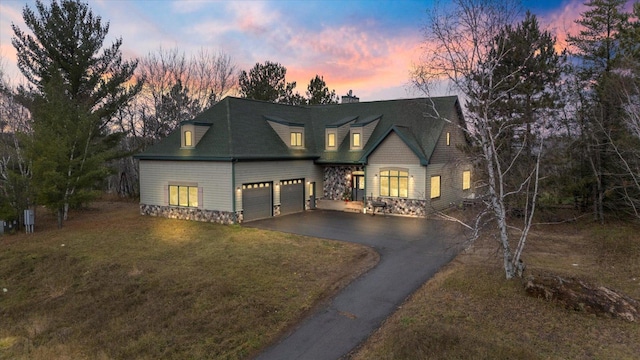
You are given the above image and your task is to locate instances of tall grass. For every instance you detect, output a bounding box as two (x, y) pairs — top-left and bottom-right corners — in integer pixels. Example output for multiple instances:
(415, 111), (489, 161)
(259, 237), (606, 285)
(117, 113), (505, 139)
(0, 201), (377, 359)
(353, 218), (640, 359)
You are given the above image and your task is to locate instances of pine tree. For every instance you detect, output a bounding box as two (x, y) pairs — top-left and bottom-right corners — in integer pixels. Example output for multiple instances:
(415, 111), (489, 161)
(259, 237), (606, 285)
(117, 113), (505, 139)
(306, 75), (338, 105)
(11, 0), (140, 227)
(567, 0), (630, 222)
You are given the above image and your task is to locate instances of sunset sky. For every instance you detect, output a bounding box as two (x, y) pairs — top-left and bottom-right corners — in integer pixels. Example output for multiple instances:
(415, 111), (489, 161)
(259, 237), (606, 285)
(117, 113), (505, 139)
(0, 0), (634, 101)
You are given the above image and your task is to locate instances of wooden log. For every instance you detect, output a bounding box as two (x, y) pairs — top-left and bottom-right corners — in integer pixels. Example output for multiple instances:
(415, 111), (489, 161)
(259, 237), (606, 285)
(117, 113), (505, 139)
(524, 274), (639, 322)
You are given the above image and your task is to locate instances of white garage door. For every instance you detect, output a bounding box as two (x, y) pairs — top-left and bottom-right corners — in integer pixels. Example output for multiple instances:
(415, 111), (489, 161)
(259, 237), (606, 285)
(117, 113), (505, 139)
(242, 182), (272, 222)
(280, 179), (304, 216)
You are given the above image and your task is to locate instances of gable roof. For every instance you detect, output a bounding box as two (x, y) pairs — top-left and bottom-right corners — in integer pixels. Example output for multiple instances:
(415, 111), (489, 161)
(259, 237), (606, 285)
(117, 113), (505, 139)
(135, 95), (463, 164)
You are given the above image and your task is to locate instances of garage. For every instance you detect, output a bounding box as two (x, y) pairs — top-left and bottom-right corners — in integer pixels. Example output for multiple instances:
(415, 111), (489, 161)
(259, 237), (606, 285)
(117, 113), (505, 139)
(280, 179), (305, 216)
(242, 182), (272, 222)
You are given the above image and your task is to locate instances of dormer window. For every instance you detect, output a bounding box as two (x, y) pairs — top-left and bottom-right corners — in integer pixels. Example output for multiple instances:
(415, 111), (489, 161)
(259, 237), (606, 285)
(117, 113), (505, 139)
(264, 116), (304, 149)
(184, 131), (193, 147)
(180, 122), (211, 148)
(351, 132), (362, 149)
(290, 131), (303, 147)
(326, 130), (337, 150)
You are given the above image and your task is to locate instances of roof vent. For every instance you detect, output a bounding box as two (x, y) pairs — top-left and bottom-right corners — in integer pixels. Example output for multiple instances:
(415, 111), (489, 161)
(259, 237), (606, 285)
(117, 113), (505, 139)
(341, 90), (359, 104)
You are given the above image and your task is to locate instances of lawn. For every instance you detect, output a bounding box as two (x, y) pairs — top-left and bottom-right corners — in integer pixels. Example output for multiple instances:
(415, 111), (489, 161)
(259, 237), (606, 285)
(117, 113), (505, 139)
(0, 200), (378, 359)
(352, 215), (640, 359)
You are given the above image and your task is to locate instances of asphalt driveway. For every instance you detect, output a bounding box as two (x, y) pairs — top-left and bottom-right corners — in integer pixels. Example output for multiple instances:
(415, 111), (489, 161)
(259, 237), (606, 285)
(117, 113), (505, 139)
(246, 209), (465, 360)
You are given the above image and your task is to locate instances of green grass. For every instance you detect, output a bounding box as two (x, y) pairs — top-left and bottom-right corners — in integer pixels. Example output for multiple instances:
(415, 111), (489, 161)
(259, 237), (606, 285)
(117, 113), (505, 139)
(352, 217), (640, 360)
(0, 201), (378, 359)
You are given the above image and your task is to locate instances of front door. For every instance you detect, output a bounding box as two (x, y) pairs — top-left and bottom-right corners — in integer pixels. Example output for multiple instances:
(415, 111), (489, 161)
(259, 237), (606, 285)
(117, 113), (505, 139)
(352, 175), (365, 201)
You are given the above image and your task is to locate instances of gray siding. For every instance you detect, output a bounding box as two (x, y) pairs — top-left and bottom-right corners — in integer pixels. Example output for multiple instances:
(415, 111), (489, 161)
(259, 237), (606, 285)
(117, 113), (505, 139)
(139, 160), (233, 212)
(362, 119), (379, 147)
(337, 123), (351, 147)
(429, 112), (467, 165)
(425, 162), (471, 211)
(234, 160), (322, 211)
(194, 125), (209, 145)
(369, 132), (420, 165)
(368, 132), (425, 199)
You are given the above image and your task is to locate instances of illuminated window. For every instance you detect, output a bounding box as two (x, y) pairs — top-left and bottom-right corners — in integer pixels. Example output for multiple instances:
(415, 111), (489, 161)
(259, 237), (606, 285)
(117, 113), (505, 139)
(290, 132), (302, 147)
(327, 132), (336, 148)
(462, 170), (471, 190)
(184, 130), (193, 147)
(169, 185), (198, 207)
(379, 169), (409, 198)
(352, 132), (361, 148)
(430, 175), (441, 199)
(446, 132), (450, 146)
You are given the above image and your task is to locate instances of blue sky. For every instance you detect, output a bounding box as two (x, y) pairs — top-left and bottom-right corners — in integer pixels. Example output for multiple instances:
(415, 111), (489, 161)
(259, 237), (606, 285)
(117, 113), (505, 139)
(0, 0), (632, 101)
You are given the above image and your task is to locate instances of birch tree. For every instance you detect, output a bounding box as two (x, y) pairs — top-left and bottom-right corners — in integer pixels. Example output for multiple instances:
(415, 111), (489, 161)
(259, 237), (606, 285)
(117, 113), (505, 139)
(415, 0), (563, 279)
(11, 0), (140, 227)
(0, 59), (32, 224)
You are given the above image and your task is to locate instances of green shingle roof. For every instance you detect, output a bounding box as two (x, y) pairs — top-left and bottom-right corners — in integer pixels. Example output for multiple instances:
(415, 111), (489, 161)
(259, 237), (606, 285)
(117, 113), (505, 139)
(135, 96), (463, 164)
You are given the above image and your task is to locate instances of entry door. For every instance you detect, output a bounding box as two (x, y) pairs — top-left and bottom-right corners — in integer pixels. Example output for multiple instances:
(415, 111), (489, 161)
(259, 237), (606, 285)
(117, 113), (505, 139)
(352, 175), (365, 201)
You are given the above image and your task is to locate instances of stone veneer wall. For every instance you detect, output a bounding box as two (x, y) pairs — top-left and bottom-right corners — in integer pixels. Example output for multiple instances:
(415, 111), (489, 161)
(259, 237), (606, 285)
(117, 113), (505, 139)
(140, 204), (237, 224)
(365, 198), (429, 217)
(323, 165), (364, 200)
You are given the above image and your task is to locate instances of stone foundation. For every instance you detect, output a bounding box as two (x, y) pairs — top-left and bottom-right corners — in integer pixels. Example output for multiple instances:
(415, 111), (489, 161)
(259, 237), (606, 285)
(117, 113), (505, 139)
(140, 204), (237, 225)
(365, 198), (429, 217)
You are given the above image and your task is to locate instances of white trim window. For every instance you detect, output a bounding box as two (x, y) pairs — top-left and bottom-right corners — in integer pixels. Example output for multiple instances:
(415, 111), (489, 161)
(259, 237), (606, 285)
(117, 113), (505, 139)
(462, 170), (471, 190)
(184, 130), (193, 147)
(379, 169), (409, 198)
(430, 175), (441, 199)
(351, 132), (362, 149)
(169, 185), (199, 207)
(290, 131), (303, 147)
(327, 131), (337, 149)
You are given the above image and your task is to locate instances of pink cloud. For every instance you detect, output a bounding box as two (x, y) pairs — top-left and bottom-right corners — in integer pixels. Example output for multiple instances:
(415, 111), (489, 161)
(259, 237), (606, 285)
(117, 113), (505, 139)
(539, 0), (589, 51)
(281, 25), (422, 99)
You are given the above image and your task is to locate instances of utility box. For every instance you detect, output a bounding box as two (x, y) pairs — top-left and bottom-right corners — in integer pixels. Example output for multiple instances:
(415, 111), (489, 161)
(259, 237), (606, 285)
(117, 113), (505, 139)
(24, 209), (34, 233)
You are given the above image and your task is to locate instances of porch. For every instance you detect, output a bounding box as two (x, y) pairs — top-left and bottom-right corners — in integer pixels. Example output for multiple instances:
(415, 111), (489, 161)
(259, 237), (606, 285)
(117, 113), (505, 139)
(316, 199), (364, 213)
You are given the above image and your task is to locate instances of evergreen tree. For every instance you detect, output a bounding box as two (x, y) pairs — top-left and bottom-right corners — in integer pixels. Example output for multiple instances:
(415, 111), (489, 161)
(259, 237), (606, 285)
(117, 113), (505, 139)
(567, 0), (630, 222)
(306, 75), (338, 105)
(480, 12), (565, 211)
(11, 0), (140, 226)
(238, 61), (300, 104)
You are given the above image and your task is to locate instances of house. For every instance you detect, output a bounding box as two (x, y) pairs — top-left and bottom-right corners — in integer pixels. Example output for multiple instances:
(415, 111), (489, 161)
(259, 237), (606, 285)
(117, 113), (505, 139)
(135, 95), (472, 224)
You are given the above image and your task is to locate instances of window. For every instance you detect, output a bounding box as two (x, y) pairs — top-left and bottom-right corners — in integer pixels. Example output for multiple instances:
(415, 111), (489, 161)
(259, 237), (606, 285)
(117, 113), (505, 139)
(380, 169), (409, 198)
(169, 185), (198, 207)
(430, 175), (441, 199)
(290, 132), (302, 147)
(462, 170), (471, 190)
(327, 132), (336, 148)
(352, 132), (361, 148)
(184, 130), (193, 147)
(446, 132), (450, 146)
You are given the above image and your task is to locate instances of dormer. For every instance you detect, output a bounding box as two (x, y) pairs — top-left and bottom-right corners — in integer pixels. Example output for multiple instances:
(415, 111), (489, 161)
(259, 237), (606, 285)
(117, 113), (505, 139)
(181, 122), (212, 148)
(325, 115), (357, 151)
(265, 115), (305, 149)
(350, 115), (381, 150)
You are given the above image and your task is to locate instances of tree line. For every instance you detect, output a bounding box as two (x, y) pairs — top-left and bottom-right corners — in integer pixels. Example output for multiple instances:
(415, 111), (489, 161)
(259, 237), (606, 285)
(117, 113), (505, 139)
(416, 0), (639, 278)
(0, 0), (339, 228)
(0, 0), (638, 241)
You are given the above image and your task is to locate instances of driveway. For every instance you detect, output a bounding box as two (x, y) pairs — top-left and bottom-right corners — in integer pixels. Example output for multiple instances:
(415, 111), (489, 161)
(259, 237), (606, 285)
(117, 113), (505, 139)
(246, 209), (464, 360)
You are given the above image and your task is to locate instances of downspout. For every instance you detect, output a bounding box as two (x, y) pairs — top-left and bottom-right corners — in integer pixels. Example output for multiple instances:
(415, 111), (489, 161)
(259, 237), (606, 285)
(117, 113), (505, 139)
(361, 160), (368, 209)
(231, 159), (237, 223)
